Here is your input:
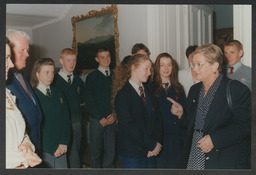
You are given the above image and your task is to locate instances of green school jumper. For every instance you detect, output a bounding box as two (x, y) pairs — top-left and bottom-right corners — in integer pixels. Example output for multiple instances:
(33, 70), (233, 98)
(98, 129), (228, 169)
(53, 74), (84, 123)
(34, 87), (71, 155)
(84, 70), (113, 120)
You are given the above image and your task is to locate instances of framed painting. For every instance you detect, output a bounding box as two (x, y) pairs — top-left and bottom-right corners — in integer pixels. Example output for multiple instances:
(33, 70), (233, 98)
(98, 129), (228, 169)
(71, 5), (119, 73)
(215, 27), (233, 51)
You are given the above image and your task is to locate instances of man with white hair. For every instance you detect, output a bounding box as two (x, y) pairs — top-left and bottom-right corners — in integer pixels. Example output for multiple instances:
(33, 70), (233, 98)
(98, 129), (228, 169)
(6, 29), (42, 153)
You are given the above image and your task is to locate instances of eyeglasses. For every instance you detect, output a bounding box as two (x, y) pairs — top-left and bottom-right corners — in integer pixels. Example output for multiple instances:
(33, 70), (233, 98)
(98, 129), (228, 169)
(190, 62), (209, 69)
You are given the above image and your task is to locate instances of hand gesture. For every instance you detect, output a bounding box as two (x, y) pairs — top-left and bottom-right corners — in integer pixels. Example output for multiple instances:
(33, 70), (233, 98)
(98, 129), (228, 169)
(24, 152), (42, 167)
(107, 113), (117, 125)
(99, 117), (109, 127)
(167, 97), (184, 118)
(54, 146), (62, 158)
(147, 142), (162, 158)
(58, 144), (67, 154)
(196, 134), (214, 153)
(18, 142), (34, 156)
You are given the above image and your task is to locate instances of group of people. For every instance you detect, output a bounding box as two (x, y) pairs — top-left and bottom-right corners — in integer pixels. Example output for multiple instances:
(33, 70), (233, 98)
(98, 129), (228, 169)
(5, 28), (251, 170)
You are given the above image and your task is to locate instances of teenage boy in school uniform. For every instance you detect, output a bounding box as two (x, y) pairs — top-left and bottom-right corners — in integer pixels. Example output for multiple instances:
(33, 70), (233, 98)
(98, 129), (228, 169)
(52, 48), (85, 168)
(224, 40), (251, 91)
(84, 48), (116, 168)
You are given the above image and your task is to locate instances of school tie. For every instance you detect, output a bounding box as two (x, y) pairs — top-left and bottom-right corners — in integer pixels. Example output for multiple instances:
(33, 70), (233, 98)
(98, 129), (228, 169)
(105, 70), (109, 77)
(67, 74), (72, 84)
(16, 72), (33, 101)
(229, 66), (234, 74)
(139, 86), (146, 103)
(46, 88), (51, 97)
(163, 82), (169, 91)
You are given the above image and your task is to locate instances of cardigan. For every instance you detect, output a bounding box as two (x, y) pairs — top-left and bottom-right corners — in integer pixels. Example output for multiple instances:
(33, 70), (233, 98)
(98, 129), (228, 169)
(115, 81), (163, 158)
(84, 70), (113, 121)
(6, 89), (35, 168)
(178, 75), (251, 169)
(34, 87), (71, 155)
(53, 73), (84, 123)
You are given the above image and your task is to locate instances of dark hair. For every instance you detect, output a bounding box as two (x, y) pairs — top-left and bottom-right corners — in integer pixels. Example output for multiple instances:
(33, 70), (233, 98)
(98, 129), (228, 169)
(153, 52), (184, 99)
(30, 58), (55, 89)
(185, 45), (198, 58)
(224, 40), (243, 51)
(131, 43), (151, 56)
(121, 55), (132, 64)
(96, 48), (110, 57)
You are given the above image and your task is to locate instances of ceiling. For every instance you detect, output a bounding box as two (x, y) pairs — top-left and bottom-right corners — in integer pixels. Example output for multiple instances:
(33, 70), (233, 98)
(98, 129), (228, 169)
(6, 4), (72, 29)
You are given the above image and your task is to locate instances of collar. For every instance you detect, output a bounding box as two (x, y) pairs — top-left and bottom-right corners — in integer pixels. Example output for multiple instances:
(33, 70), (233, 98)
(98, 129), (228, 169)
(129, 79), (144, 96)
(37, 83), (51, 96)
(58, 69), (73, 83)
(98, 66), (110, 76)
(227, 62), (242, 73)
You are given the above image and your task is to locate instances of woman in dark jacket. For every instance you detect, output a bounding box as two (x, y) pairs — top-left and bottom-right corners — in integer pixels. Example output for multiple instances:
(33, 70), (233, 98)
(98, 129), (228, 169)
(168, 43), (251, 169)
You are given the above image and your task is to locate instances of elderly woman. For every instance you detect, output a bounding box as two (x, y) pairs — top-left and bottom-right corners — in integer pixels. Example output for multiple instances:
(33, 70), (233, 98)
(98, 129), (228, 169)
(6, 37), (42, 168)
(168, 43), (251, 169)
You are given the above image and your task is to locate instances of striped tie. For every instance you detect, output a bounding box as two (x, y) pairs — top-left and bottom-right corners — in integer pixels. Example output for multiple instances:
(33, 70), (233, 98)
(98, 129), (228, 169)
(46, 88), (51, 97)
(67, 74), (72, 84)
(105, 70), (109, 77)
(139, 86), (146, 103)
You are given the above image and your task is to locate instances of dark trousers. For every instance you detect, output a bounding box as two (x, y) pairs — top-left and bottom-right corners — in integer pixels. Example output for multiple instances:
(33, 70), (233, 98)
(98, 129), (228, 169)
(119, 156), (156, 169)
(89, 117), (116, 168)
(67, 122), (82, 168)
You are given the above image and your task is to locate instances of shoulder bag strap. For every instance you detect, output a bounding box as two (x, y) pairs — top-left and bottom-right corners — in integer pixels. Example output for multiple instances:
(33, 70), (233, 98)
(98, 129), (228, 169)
(226, 80), (233, 113)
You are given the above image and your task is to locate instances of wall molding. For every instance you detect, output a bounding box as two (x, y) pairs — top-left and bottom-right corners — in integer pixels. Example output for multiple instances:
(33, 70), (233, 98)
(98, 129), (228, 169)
(31, 5), (72, 30)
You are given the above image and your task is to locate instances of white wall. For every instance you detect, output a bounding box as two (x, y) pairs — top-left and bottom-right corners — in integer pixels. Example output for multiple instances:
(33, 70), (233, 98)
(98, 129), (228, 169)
(33, 5), (106, 68)
(32, 4), (150, 68)
(233, 5), (251, 67)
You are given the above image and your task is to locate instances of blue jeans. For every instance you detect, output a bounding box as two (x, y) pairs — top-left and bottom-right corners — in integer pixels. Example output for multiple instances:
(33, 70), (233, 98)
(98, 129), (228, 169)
(119, 156), (156, 169)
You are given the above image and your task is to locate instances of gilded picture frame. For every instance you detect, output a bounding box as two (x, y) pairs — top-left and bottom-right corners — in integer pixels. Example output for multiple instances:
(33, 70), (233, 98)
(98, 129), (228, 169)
(71, 5), (119, 74)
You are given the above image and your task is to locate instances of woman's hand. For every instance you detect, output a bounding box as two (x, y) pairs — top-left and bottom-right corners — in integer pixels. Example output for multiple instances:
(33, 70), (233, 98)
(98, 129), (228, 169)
(167, 97), (184, 118)
(197, 134), (214, 153)
(18, 142), (34, 156)
(147, 142), (162, 158)
(24, 152), (42, 167)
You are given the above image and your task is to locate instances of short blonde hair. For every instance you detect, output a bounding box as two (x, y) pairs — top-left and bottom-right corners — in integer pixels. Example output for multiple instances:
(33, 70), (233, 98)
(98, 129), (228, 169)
(193, 43), (223, 72)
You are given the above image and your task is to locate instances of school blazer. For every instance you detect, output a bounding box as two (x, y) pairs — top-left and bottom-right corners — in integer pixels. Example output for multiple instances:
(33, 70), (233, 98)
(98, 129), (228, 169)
(6, 69), (42, 151)
(115, 82), (163, 158)
(178, 75), (251, 169)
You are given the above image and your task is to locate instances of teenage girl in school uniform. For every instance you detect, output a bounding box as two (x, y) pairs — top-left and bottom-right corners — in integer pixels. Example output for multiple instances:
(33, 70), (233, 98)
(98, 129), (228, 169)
(30, 58), (71, 168)
(153, 53), (186, 168)
(113, 53), (163, 168)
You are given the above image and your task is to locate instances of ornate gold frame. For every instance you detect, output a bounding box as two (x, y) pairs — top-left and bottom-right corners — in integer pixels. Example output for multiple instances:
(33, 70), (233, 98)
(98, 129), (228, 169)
(71, 5), (119, 74)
